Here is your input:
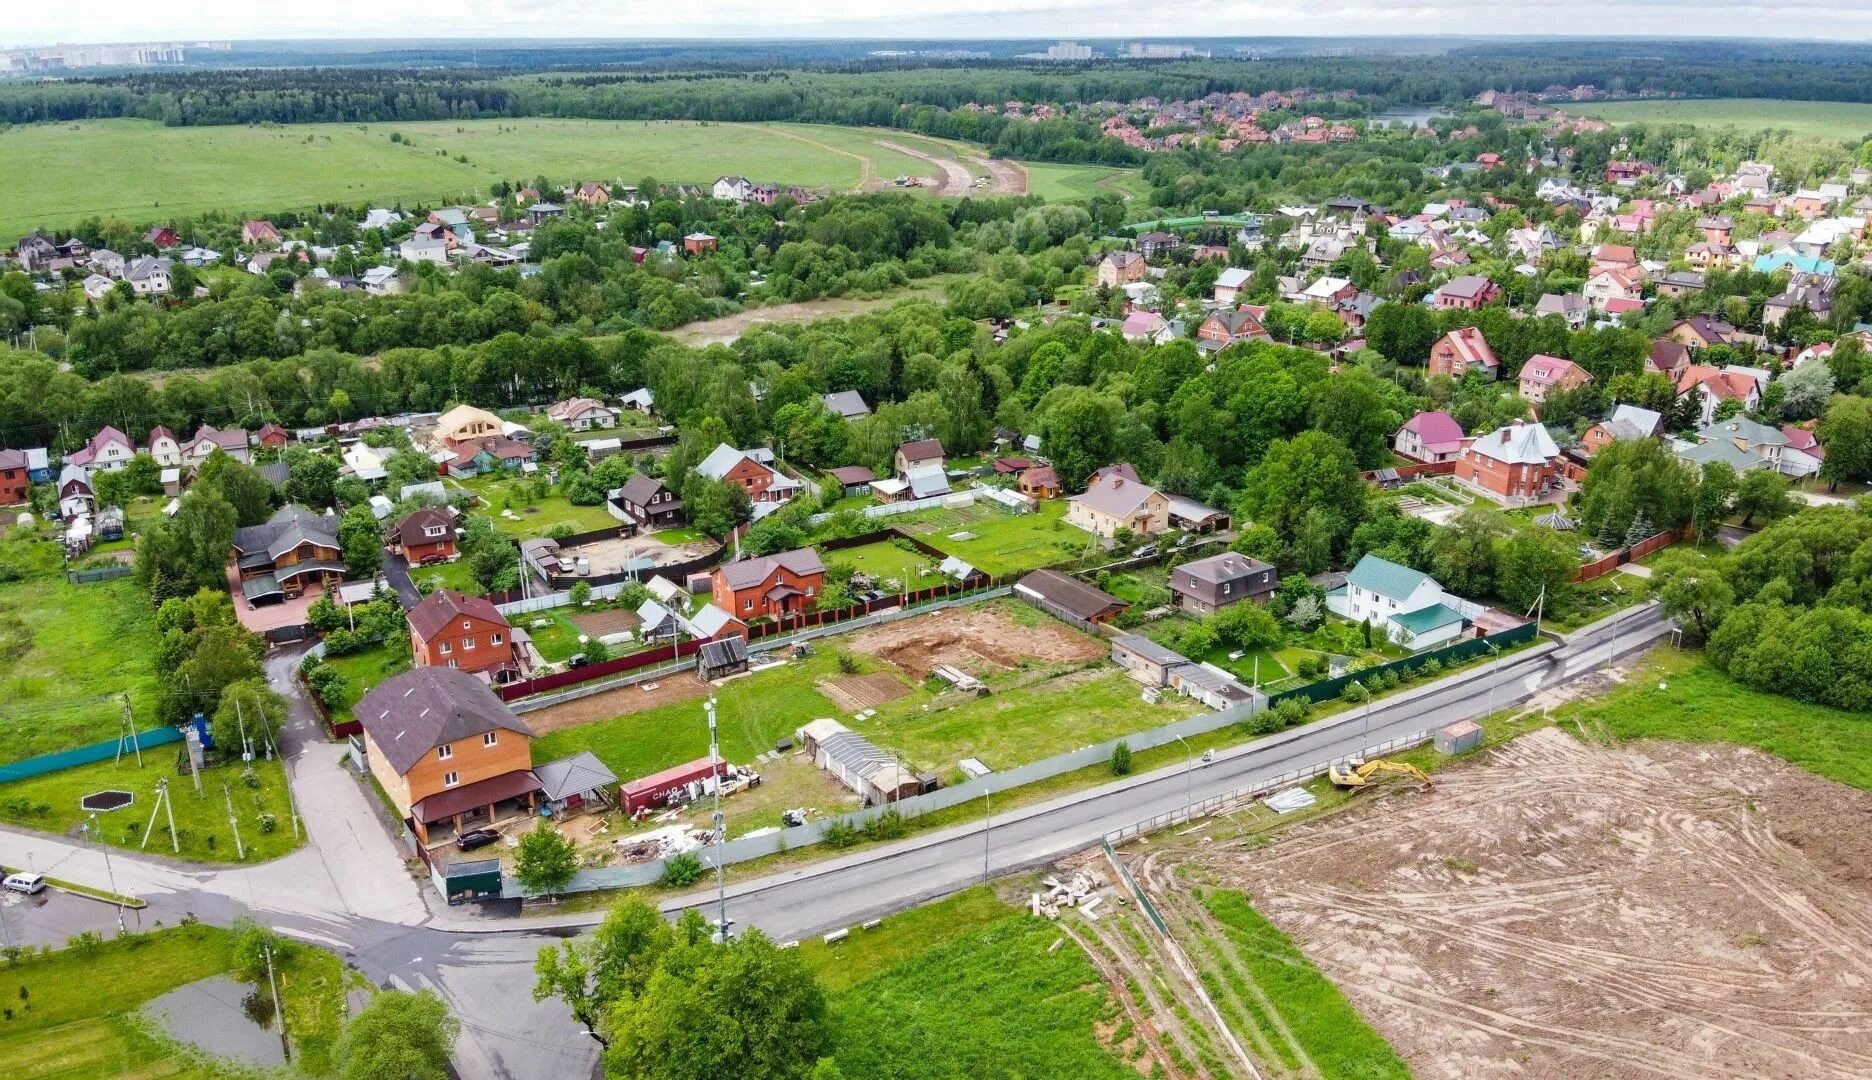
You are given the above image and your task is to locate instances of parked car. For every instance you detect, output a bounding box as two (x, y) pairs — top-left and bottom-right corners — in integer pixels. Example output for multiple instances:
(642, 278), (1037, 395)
(456, 829), (501, 852)
(3, 873), (45, 895)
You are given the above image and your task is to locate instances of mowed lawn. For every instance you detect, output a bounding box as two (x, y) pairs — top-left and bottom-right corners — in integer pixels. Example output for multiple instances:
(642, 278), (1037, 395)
(0, 553), (164, 764)
(453, 473), (620, 540)
(825, 539), (948, 590)
(0, 117), (994, 237)
(1023, 162), (1149, 202)
(0, 922), (348, 1078)
(1581, 98), (1872, 140)
(895, 499), (1093, 578)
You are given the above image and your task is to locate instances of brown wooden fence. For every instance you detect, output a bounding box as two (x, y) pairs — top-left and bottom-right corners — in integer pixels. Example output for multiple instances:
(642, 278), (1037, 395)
(1571, 526), (1690, 583)
(496, 638), (704, 701)
(1363, 460), (1457, 482)
(300, 670), (363, 739)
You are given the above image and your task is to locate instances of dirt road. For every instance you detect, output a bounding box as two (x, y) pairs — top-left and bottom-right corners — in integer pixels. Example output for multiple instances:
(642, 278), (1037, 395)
(1179, 726), (1872, 1079)
(968, 156), (1028, 195)
(873, 140), (975, 196)
(666, 279), (954, 346)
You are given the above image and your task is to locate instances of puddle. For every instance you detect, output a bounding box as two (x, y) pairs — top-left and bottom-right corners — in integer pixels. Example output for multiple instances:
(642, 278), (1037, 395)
(140, 974), (288, 1067)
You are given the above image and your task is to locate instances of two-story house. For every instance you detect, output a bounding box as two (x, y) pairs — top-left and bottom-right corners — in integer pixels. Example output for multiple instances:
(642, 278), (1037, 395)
(711, 547), (826, 623)
(1428, 327), (1500, 380)
(146, 426), (183, 467)
(1456, 421), (1562, 505)
(395, 507), (458, 564)
(894, 439), (946, 480)
(1326, 554), (1469, 651)
(1096, 251), (1146, 288)
(357, 666), (539, 843)
(615, 474), (684, 530)
(1431, 275), (1500, 311)
(57, 464), (95, 518)
(1394, 411), (1468, 464)
(409, 588), (517, 676)
(181, 425), (252, 465)
(1516, 355), (1592, 405)
(0, 449), (31, 506)
(695, 443), (798, 508)
(1579, 405), (1665, 459)
(1583, 266), (1644, 312)
(1066, 463), (1170, 537)
(230, 505), (344, 605)
(68, 425), (137, 472)
(1195, 308), (1269, 352)
(1169, 553), (1279, 615)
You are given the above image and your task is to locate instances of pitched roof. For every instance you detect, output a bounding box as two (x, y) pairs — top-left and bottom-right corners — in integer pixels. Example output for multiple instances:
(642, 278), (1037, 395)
(898, 438), (944, 462)
(395, 507), (455, 547)
(1518, 354), (1587, 387)
(231, 505), (338, 558)
(357, 666), (534, 776)
(1175, 552), (1274, 585)
(826, 465), (876, 485)
(407, 588), (509, 643)
(1437, 274), (1495, 299)
(1113, 634), (1186, 666)
(1015, 570), (1127, 621)
(819, 390), (870, 418)
(1401, 410), (1466, 448)
(1391, 602), (1466, 634)
(717, 547), (825, 592)
(1069, 466), (1161, 520)
(532, 751), (618, 802)
(1346, 554), (1433, 602)
(618, 473), (676, 509)
(1468, 421), (1561, 466)
(695, 443), (763, 481)
(1435, 327), (1498, 369)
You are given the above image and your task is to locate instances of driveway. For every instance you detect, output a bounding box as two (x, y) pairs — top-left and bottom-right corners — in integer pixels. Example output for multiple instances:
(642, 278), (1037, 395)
(380, 551), (424, 610)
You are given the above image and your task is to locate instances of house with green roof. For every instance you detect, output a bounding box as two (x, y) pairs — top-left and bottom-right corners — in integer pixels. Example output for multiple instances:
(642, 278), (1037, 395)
(1326, 554), (1470, 651)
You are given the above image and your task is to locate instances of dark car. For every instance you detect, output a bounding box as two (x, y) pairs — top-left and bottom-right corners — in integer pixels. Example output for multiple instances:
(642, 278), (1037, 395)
(456, 828), (501, 852)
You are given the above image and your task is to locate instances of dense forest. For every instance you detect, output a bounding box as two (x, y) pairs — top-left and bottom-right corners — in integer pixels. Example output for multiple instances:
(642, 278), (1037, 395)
(9, 50), (1872, 137)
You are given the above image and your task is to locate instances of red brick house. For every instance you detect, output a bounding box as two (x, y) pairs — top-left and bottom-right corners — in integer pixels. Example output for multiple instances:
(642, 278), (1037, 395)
(409, 589), (515, 676)
(710, 547), (826, 623)
(683, 232), (718, 255)
(241, 220), (281, 247)
(1195, 308), (1269, 350)
(1457, 421), (1562, 505)
(0, 449), (29, 506)
(1428, 327), (1500, 380)
(396, 507), (457, 565)
(1432, 275), (1500, 311)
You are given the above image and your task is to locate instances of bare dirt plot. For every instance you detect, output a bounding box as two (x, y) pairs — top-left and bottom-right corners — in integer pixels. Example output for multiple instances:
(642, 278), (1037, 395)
(1181, 726), (1872, 1079)
(874, 140), (974, 196)
(968, 155), (1028, 195)
(847, 604), (1104, 679)
(820, 671), (914, 713)
(568, 608), (643, 638)
(522, 672), (712, 735)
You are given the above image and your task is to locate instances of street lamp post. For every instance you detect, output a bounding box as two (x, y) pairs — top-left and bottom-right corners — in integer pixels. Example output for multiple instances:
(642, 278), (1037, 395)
(705, 698), (727, 939)
(1484, 640), (1502, 718)
(83, 813), (125, 933)
(1173, 734), (1195, 817)
(1357, 680), (1372, 749)
(981, 788), (991, 881)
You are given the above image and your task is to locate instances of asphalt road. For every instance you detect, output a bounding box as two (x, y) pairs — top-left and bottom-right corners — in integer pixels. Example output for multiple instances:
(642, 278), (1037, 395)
(666, 605), (1672, 943)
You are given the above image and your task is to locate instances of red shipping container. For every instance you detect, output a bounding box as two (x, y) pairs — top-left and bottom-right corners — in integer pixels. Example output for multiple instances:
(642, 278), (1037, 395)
(620, 757), (729, 814)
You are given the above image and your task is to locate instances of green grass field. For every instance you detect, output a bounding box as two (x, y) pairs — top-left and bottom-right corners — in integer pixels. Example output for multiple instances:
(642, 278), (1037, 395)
(824, 539), (947, 590)
(819, 892), (1134, 1078)
(0, 922), (348, 1078)
(1580, 98), (1872, 141)
(888, 499), (1092, 578)
(454, 474), (619, 540)
(0, 754), (303, 864)
(0, 541), (164, 764)
(1023, 162), (1150, 202)
(1554, 648), (1872, 788)
(318, 643), (412, 724)
(0, 118), (999, 239)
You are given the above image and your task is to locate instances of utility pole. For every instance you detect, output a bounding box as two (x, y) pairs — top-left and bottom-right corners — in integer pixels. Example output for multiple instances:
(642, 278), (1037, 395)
(223, 785), (246, 861)
(1484, 640), (1502, 719)
(141, 778), (179, 853)
(263, 936), (289, 1062)
(85, 813), (125, 933)
(706, 698), (726, 938)
(1174, 734), (1194, 817)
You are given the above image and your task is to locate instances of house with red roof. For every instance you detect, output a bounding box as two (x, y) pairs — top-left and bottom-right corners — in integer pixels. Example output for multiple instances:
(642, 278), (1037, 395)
(1517, 355), (1592, 406)
(409, 588), (517, 677)
(1676, 365), (1763, 425)
(1393, 411), (1467, 463)
(1584, 266), (1644, 312)
(1428, 327), (1500, 380)
(68, 425), (137, 472)
(1780, 426), (1825, 477)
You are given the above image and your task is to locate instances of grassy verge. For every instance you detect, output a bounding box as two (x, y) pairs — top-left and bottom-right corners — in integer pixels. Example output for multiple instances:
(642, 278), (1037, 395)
(0, 756), (304, 864)
(1552, 648), (1872, 788)
(1198, 888), (1411, 1079)
(0, 922), (346, 1077)
(43, 877), (145, 909)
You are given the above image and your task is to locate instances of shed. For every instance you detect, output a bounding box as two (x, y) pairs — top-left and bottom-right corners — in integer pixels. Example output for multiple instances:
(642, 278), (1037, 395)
(797, 719), (918, 805)
(1014, 570), (1129, 627)
(440, 858), (504, 905)
(1111, 634), (1187, 688)
(534, 751), (619, 814)
(698, 636), (750, 680)
(1435, 719), (1483, 755)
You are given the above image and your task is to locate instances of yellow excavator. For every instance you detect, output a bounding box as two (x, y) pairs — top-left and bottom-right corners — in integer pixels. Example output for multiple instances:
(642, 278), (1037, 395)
(1329, 758), (1432, 791)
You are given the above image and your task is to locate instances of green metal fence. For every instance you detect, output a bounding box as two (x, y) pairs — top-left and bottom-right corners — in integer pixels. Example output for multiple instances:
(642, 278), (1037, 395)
(0, 727), (183, 784)
(1267, 622), (1541, 707)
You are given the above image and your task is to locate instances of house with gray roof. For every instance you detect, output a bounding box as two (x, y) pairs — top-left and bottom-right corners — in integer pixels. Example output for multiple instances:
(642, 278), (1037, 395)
(819, 390), (870, 419)
(230, 505), (344, 604)
(1170, 553), (1279, 615)
(532, 751), (618, 814)
(1675, 416), (1788, 475)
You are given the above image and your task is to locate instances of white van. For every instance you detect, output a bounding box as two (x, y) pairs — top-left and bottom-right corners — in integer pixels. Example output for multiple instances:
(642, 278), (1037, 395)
(2, 873), (44, 895)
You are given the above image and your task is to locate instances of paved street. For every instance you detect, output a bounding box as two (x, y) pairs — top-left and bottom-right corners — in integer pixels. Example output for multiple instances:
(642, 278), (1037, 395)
(0, 604), (1667, 1079)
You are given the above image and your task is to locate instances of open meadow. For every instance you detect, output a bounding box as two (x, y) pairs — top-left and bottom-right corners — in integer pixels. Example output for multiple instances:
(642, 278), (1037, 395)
(0, 117), (1101, 239)
(1580, 97), (1872, 140)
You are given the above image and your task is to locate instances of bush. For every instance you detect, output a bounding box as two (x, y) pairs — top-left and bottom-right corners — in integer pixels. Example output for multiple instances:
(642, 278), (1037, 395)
(863, 809), (907, 841)
(1297, 655), (1326, 679)
(835, 650), (859, 675)
(661, 851), (703, 887)
(1418, 657), (1443, 679)
(1110, 740), (1133, 776)
(821, 819), (861, 849)
(257, 813), (278, 834)
(1271, 698), (1309, 728)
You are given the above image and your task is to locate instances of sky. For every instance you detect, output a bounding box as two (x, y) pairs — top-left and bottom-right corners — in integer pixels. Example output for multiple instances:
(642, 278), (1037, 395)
(8, 1), (1872, 48)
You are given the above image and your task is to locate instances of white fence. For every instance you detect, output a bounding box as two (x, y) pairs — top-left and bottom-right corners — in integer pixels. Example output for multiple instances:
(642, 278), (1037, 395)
(806, 488), (979, 527)
(494, 581), (635, 617)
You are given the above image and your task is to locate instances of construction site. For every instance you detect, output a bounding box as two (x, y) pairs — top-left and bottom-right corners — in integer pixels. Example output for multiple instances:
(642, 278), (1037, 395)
(1029, 703), (1872, 1079)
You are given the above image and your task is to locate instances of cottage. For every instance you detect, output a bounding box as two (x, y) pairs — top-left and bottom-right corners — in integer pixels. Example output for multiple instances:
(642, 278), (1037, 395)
(573, 182), (612, 206)
(533, 752), (618, 816)
(1195, 308), (1268, 352)
(1394, 410), (1467, 464)
(1676, 365), (1762, 425)
(1169, 553), (1279, 614)
(1457, 420), (1562, 504)
(1066, 464), (1169, 537)
(1428, 327), (1499, 380)
(395, 507), (458, 564)
(826, 466), (876, 499)
(545, 398), (619, 431)
(819, 391), (870, 419)
(231, 505), (344, 605)
(710, 547), (826, 623)
(615, 474), (684, 530)
(409, 588), (517, 677)
(696, 443), (795, 507)
(241, 220), (281, 247)
(69, 425), (137, 472)
(1516, 355), (1592, 405)
(356, 667), (538, 844)
(1432, 275), (1500, 311)
(1326, 554), (1469, 651)
(0, 450), (29, 506)
(894, 439), (945, 480)
(1096, 251), (1147, 288)
(1213, 267), (1252, 304)
(441, 435), (535, 478)
(1579, 405), (1665, 457)
(57, 463), (94, 518)
(1019, 465), (1061, 499)
(181, 425), (251, 465)
(682, 232), (718, 255)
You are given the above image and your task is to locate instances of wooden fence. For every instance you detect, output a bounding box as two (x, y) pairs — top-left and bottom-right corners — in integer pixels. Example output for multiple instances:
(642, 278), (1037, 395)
(1571, 526), (1689, 583)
